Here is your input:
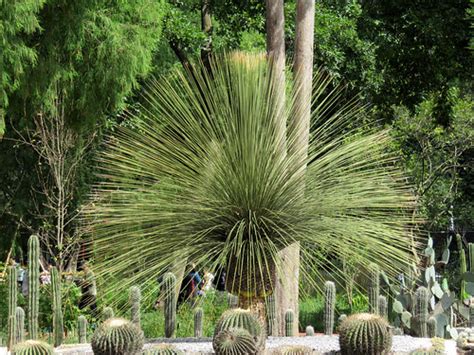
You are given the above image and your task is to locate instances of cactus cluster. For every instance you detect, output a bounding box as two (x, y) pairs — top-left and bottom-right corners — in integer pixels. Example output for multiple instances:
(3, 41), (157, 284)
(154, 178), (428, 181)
(324, 281), (336, 335)
(413, 286), (429, 338)
(8, 265), (18, 350)
(163, 272), (177, 338)
(143, 344), (184, 355)
(12, 340), (54, 355)
(15, 307), (25, 344)
(78, 315), (87, 343)
(285, 309), (294, 337)
(91, 317), (144, 355)
(213, 328), (258, 355)
(130, 285), (141, 328)
(265, 294), (276, 336)
(51, 266), (64, 347)
(273, 345), (314, 355)
(28, 235), (40, 340)
(214, 309), (265, 351)
(339, 313), (392, 355)
(194, 307), (203, 338)
(368, 263), (380, 314)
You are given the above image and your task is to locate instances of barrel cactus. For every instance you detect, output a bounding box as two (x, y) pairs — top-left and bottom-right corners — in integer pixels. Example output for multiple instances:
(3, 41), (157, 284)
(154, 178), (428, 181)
(339, 313), (392, 355)
(214, 309), (265, 351)
(91, 317), (144, 355)
(194, 307), (203, 338)
(324, 281), (336, 335)
(28, 235), (40, 339)
(143, 344), (184, 355)
(163, 272), (177, 338)
(273, 345), (314, 355)
(12, 340), (54, 355)
(213, 328), (258, 355)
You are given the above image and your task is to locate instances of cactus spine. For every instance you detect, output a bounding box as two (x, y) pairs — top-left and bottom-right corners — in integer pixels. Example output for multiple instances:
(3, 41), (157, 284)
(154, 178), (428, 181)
(129, 285), (141, 328)
(51, 266), (64, 347)
(15, 307), (25, 344)
(163, 272), (177, 338)
(28, 235), (40, 339)
(324, 281), (336, 335)
(265, 294), (276, 336)
(78, 315), (87, 343)
(8, 265), (18, 350)
(427, 316), (437, 338)
(305, 325), (314, 336)
(378, 295), (388, 320)
(457, 234), (467, 300)
(368, 263), (380, 314)
(103, 306), (114, 320)
(285, 309), (294, 337)
(414, 286), (429, 337)
(194, 307), (203, 337)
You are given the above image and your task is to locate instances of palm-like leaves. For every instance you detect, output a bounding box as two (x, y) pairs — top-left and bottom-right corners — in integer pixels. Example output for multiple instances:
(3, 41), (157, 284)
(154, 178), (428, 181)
(85, 52), (417, 303)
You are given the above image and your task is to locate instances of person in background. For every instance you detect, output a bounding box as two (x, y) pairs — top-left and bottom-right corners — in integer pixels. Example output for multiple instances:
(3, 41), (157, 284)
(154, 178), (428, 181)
(40, 265), (51, 285)
(202, 269), (215, 292)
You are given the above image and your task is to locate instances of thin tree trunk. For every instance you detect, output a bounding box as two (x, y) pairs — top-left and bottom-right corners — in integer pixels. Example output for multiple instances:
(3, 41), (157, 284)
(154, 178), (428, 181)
(201, 0), (212, 71)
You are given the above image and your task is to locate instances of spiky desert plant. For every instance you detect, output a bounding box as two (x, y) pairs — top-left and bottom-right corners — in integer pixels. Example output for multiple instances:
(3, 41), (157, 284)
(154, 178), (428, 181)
(213, 328), (258, 355)
(51, 266), (63, 347)
(28, 235), (40, 339)
(12, 340), (54, 355)
(15, 307), (25, 344)
(194, 307), (203, 338)
(214, 309), (265, 351)
(91, 317), (144, 355)
(129, 286), (141, 328)
(427, 316), (437, 338)
(368, 263), (380, 314)
(273, 345), (314, 355)
(265, 294), (276, 336)
(78, 315), (87, 343)
(324, 281), (336, 335)
(339, 313), (392, 355)
(8, 266), (17, 350)
(305, 326), (314, 336)
(285, 309), (294, 337)
(163, 272), (176, 338)
(378, 295), (388, 320)
(84, 52), (417, 312)
(103, 307), (114, 321)
(143, 344), (184, 355)
(414, 286), (429, 337)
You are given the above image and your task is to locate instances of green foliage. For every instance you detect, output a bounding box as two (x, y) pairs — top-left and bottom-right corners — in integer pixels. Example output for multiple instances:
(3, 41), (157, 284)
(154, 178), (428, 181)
(324, 281), (336, 335)
(91, 317), (144, 355)
(213, 328), (258, 355)
(28, 235), (40, 339)
(11, 339), (54, 355)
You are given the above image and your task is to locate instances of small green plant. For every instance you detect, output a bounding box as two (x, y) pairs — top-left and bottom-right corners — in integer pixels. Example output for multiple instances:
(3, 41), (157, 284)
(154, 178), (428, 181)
(91, 317), (144, 355)
(213, 328), (258, 355)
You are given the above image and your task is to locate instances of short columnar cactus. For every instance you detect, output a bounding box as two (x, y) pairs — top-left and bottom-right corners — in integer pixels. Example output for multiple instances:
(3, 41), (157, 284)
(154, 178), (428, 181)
(378, 295), (388, 320)
(51, 266), (64, 347)
(285, 309), (294, 337)
(12, 340), (54, 355)
(142, 344), (184, 355)
(130, 285), (141, 328)
(414, 286), (429, 337)
(28, 235), (40, 339)
(194, 307), (203, 338)
(214, 309), (265, 351)
(103, 307), (114, 321)
(265, 294), (276, 336)
(227, 293), (238, 309)
(305, 325), (314, 336)
(427, 316), (437, 338)
(15, 307), (25, 344)
(339, 313), (392, 355)
(368, 263), (380, 314)
(213, 328), (258, 355)
(458, 234), (467, 300)
(91, 317), (144, 355)
(8, 265), (18, 350)
(163, 272), (177, 338)
(78, 315), (88, 343)
(273, 345), (314, 355)
(324, 281), (336, 335)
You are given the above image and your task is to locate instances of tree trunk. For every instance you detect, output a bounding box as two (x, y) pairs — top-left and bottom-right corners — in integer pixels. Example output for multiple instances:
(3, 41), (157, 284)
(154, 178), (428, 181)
(201, 0), (212, 71)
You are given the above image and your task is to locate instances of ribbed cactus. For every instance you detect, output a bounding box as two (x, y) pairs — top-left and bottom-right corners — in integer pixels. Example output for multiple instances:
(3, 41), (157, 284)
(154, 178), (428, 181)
(427, 316), (437, 338)
(265, 294), (276, 336)
(457, 234), (467, 300)
(129, 285), (141, 328)
(194, 307), (203, 338)
(414, 286), (429, 337)
(213, 328), (258, 355)
(103, 306), (114, 321)
(227, 293), (238, 309)
(51, 266), (64, 347)
(8, 265), (18, 350)
(15, 307), (25, 344)
(11, 340), (54, 355)
(305, 326), (314, 336)
(339, 313), (392, 355)
(78, 315), (87, 343)
(368, 263), (380, 314)
(143, 344), (184, 354)
(469, 243), (474, 271)
(378, 295), (388, 320)
(91, 317), (144, 355)
(324, 281), (336, 335)
(285, 309), (294, 337)
(163, 272), (177, 338)
(214, 309), (265, 351)
(273, 345), (313, 355)
(28, 235), (40, 339)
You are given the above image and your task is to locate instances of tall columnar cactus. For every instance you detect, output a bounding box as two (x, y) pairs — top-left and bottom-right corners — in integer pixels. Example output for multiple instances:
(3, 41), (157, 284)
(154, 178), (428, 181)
(15, 307), (25, 344)
(265, 294), (276, 336)
(457, 234), (467, 300)
(163, 272), (177, 338)
(368, 263), (380, 314)
(8, 265), (18, 350)
(214, 309), (265, 351)
(285, 309), (294, 337)
(103, 307), (114, 321)
(28, 235), (40, 339)
(324, 281), (336, 335)
(339, 313), (392, 355)
(194, 307), (203, 338)
(378, 295), (388, 320)
(129, 286), (141, 328)
(91, 317), (144, 355)
(78, 315), (87, 344)
(469, 243), (474, 272)
(213, 328), (258, 355)
(51, 266), (64, 347)
(414, 286), (429, 337)
(427, 316), (437, 338)
(12, 340), (54, 355)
